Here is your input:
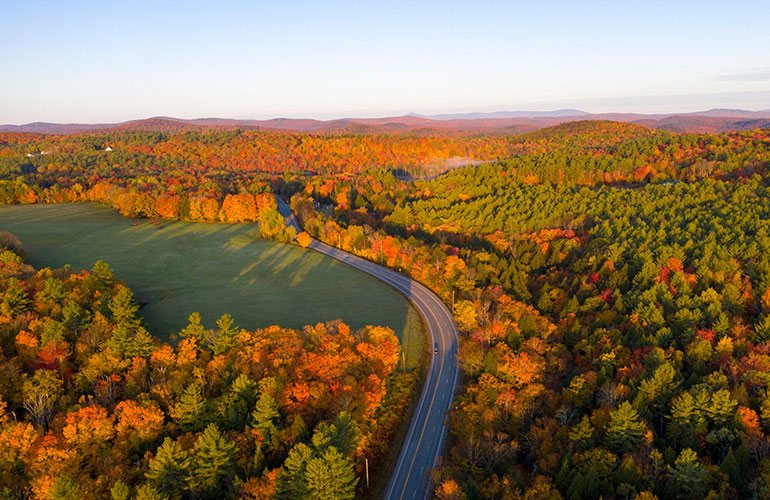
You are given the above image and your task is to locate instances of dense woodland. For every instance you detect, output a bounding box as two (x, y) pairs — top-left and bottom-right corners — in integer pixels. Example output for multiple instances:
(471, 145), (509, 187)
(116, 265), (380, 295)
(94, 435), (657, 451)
(2, 121), (770, 499)
(0, 235), (418, 499)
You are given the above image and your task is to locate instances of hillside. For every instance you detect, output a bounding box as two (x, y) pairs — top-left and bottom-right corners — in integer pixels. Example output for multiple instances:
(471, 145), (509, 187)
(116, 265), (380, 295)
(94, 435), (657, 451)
(4, 109), (770, 136)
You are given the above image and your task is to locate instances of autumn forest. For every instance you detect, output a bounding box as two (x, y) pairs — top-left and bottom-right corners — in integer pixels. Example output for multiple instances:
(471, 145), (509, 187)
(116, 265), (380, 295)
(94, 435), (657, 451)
(1, 119), (770, 500)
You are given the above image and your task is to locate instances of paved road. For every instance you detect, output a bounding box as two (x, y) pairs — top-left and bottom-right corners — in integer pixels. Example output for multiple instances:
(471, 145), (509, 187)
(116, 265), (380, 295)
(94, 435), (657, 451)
(275, 196), (459, 500)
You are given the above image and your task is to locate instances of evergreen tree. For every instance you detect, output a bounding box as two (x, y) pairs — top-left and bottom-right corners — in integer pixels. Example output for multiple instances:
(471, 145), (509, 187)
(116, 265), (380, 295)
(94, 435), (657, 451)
(146, 437), (191, 497)
(719, 448), (741, 487)
(109, 286), (141, 329)
(50, 476), (82, 500)
(605, 401), (646, 453)
(171, 383), (206, 431)
(1, 277), (29, 315)
(61, 300), (85, 336)
(277, 443), (312, 500)
(106, 324), (131, 355)
(38, 277), (65, 304)
(252, 393), (280, 440)
(304, 447), (357, 500)
(179, 312), (208, 343)
(668, 449), (706, 499)
(569, 416), (595, 451)
(126, 326), (155, 357)
(706, 389), (738, 426)
(135, 484), (169, 500)
(754, 314), (770, 342)
(110, 480), (130, 500)
(190, 424), (235, 498)
(615, 456), (641, 491)
(329, 412), (362, 457)
(92, 259), (114, 286)
(322, 447), (357, 500)
(304, 455), (332, 500)
(211, 314), (238, 355)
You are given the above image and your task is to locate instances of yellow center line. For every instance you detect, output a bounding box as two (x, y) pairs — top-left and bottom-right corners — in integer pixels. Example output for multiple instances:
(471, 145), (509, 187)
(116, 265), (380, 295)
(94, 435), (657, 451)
(396, 295), (445, 500)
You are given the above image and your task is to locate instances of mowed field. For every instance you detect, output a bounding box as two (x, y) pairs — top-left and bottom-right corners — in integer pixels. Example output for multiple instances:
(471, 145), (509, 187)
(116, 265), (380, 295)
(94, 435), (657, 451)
(0, 203), (424, 368)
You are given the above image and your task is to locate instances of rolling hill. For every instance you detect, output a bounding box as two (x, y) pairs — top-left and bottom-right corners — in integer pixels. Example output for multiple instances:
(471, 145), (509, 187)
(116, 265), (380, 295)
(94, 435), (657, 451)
(2, 109), (770, 136)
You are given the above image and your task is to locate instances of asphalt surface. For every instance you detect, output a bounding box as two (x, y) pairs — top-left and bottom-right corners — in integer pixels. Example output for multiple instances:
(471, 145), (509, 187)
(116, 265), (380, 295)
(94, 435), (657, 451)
(275, 196), (459, 500)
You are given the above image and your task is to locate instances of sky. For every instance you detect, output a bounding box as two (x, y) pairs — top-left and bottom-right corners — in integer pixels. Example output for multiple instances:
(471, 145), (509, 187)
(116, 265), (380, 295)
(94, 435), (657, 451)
(2, 0), (769, 123)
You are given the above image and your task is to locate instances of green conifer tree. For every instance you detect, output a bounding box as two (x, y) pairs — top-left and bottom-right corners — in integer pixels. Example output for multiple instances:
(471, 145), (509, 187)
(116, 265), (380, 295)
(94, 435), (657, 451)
(605, 401), (646, 453)
(277, 442), (312, 500)
(179, 312), (208, 343)
(109, 286), (141, 329)
(668, 449), (706, 499)
(146, 437), (191, 497)
(171, 383), (206, 431)
(211, 314), (238, 354)
(252, 393), (280, 440)
(92, 260), (114, 287)
(50, 476), (82, 500)
(190, 424), (235, 498)
(720, 448), (741, 487)
(135, 484), (169, 500)
(110, 480), (130, 500)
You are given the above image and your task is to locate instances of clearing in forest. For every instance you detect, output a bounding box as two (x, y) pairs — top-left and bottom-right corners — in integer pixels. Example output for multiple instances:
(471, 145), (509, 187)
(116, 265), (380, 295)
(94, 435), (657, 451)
(0, 203), (424, 368)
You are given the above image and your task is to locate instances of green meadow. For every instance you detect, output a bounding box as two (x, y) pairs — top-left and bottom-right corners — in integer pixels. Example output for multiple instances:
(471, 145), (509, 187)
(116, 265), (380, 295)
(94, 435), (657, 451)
(0, 203), (423, 368)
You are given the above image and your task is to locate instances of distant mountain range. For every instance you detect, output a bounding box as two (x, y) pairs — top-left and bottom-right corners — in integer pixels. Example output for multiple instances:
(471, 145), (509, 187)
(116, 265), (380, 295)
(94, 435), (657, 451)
(2, 108), (770, 136)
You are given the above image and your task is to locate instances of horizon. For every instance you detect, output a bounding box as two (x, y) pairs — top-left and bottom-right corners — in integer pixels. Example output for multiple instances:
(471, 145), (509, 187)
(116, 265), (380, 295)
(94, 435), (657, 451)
(4, 103), (770, 127)
(2, 1), (769, 124)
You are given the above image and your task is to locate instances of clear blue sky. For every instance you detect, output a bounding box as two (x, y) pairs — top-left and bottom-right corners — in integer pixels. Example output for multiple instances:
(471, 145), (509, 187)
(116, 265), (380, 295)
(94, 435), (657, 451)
(2, 0), (769, 123)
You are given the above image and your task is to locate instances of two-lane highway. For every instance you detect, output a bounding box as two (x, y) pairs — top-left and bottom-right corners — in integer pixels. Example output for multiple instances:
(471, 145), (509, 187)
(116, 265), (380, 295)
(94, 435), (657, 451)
(275, 196), (459, 500)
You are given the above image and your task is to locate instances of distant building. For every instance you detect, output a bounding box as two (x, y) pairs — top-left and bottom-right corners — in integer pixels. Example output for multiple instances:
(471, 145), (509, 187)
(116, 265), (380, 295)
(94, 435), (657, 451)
(104, 146), (113, 152)
(40, 151), (51, 155)
(26, 153), (34, 157)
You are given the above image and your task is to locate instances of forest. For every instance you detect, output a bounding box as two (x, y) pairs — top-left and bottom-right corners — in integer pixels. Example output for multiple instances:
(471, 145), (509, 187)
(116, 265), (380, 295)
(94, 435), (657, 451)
(1, 120), (770, 499)
(0, 233), (417, 499)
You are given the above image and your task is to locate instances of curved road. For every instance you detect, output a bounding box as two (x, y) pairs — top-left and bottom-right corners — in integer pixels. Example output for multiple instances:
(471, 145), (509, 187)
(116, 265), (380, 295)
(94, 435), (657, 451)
(276, 196), (459, 500)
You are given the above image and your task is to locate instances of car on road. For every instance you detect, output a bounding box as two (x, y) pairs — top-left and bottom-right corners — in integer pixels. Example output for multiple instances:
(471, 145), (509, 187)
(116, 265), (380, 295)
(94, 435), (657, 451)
(434, 342), (438, 355)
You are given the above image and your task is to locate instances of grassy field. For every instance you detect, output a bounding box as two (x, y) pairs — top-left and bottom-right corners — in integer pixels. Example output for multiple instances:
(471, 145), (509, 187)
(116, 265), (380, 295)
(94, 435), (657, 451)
(0, 203), (424, 369)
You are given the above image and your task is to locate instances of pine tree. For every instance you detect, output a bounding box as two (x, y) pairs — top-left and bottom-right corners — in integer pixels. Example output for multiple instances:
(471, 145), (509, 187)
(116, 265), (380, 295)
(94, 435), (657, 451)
(706, 389), (738, 426)
(304, 455), (332, 500)
(146, 437), (191, 497)
(1, 277), (30, 315)
(170, 383), (206, 431)
(288, 414), (307, 446)
(109, 286), (141, 329)
(106, 324), (131, 355)
(569, 415), (595, 451)
(605, 401), (646, 453)
(179, 312), (208, 343)
(92, 260), (114, 286)
(126, 327), (155, 357)
(190, 424), (235, 498)
(252, 393), (280, 439)
(230, 373), (257, 403)
(135, 484), (169, 500)
(110, 481), (130, 500)
(720, 448), (741, 487)
(50, 476), (82, 500)
(735, 441), (751, 476)
(277, 442), (312, 500)
(303, 446), (357, 500)
(329, 412), (361, 457)
(61, 300), (85, 336)
(754, 314), (770, 342)
(38, 277), (65, 303)
(323, 447), (357, 500)
(211, 314), (238, 355)
(668, 449), (706, 499)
